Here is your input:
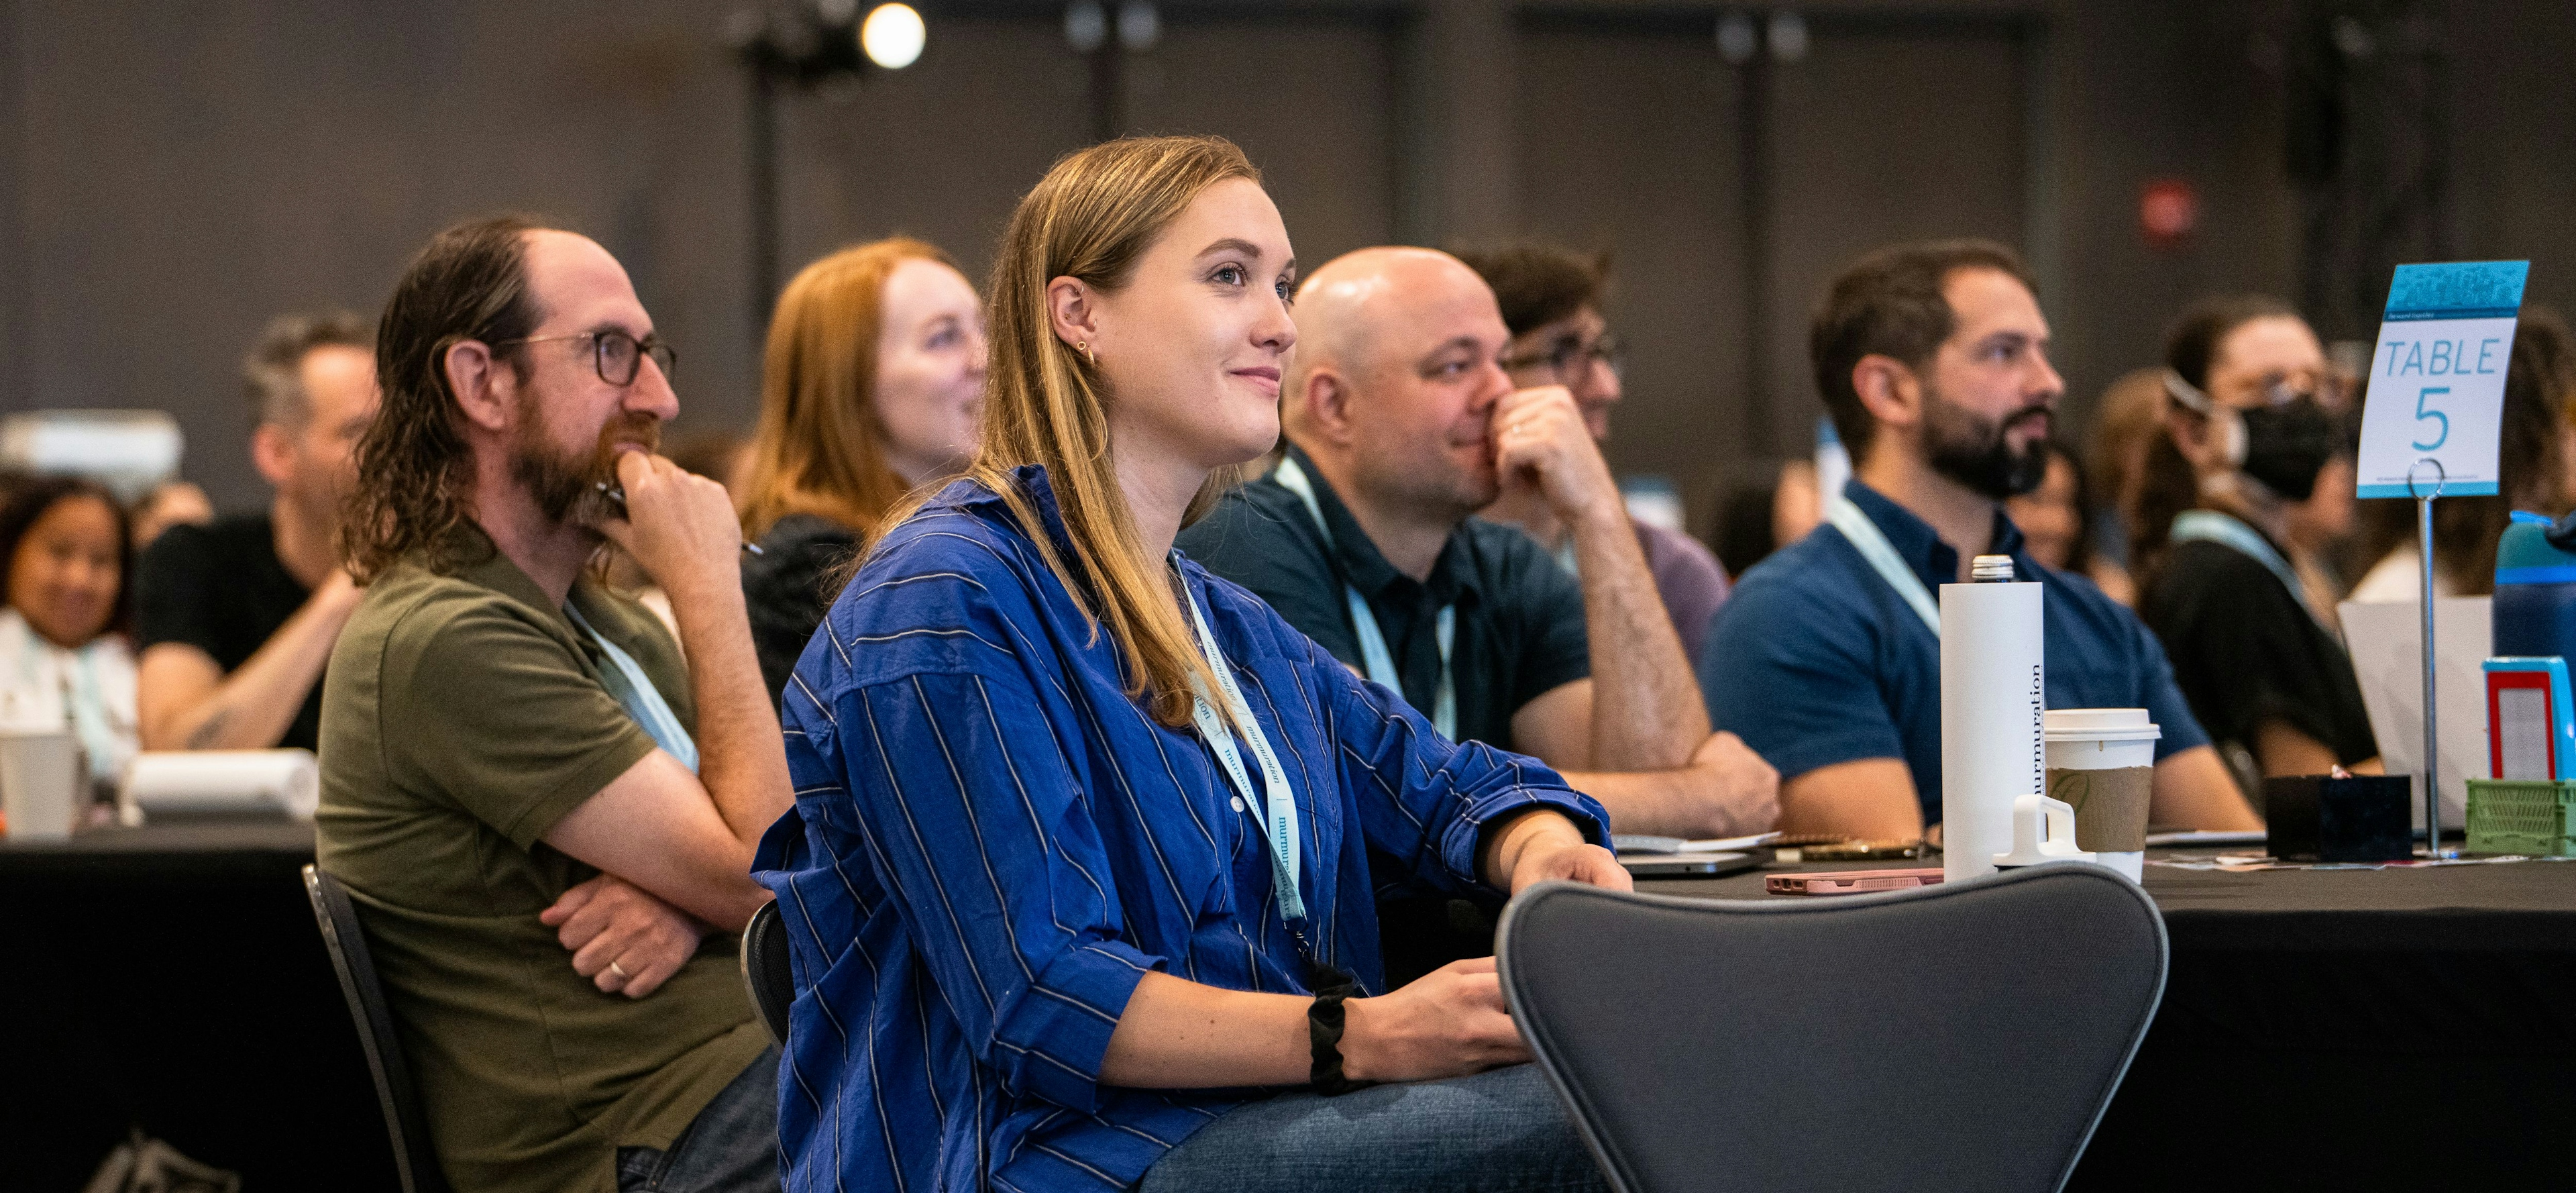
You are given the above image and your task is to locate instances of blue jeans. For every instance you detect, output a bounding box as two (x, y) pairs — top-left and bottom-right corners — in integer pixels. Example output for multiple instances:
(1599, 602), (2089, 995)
(1138, 1064), (1609, 1193)
(617, 1047), (782, 1193)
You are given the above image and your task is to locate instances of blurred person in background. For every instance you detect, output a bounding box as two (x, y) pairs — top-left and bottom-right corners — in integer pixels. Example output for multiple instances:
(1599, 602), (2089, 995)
(2086, 366), (2171, 574)
(1770, 456), (1824, 547)
(136, 312), (376, 752)
(1454, 244), (1731, 657)
(2006, 440), (2135, 604)
(129, 479), (214, 551)
(2350, 309), (2576, 600)
(0, 476), (138, 803)
(2135, 295), (2377, 779)
(736, 238), (985, 701)
(2284, 449), (2360, 612)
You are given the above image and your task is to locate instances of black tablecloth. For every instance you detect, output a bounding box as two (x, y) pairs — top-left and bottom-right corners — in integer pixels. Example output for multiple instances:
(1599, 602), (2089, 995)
(1645, 855), (2576, 1191)
(9, 829), (2571, 1190)
(0, 823), (398, 1189)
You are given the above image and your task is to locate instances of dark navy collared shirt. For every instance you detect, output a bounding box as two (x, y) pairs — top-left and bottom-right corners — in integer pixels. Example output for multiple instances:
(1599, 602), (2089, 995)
(1697, 480), (2208, 826)
(1177, 443), (1591, 755)
(752, 466), (1608, 1193)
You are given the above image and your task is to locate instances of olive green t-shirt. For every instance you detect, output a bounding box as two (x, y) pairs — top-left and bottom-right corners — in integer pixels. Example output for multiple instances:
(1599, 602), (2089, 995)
(316, 539), (767, 1193)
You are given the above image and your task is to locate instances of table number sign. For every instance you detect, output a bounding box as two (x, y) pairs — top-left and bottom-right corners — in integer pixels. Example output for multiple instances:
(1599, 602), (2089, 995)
(2356, 260), (2530, 498)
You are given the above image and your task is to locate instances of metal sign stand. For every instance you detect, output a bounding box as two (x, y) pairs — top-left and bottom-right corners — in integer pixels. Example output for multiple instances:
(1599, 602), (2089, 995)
(2410, 459), (2454, 858)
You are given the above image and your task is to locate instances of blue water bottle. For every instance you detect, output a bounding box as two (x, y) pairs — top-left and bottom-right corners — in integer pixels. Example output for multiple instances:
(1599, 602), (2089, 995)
(2493, 511), (2576, 657)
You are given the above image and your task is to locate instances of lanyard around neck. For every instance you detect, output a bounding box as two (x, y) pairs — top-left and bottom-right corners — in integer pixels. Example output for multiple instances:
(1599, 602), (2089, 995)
(1828, 495), (1944, 635)
(6, 614), (123, 780)
(1272, 455), (1457, 740)
(1175, 557), (1307, 925)
(564, 602), (700, 774)
(2169, 509), (2321, 626)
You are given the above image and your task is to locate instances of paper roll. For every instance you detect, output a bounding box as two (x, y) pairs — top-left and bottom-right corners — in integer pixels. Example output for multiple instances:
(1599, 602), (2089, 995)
(1940, 578), (2045, 883)
(123, 749), (320, 822)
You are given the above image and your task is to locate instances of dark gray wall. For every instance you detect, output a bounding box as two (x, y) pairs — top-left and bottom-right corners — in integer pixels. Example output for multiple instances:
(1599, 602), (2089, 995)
(3, 0), (2570, 527)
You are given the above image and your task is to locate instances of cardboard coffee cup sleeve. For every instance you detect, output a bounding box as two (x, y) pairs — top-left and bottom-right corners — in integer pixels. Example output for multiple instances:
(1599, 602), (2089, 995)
(2047, 766), (2153, 853)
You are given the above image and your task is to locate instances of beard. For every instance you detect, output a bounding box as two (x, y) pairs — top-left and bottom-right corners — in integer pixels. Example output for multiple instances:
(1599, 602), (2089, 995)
(508, 391), (660, 526)
(1922, 386), (2051, 500)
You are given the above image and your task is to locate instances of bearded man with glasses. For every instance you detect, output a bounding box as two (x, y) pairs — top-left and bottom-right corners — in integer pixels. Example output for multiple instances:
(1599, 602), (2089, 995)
(1456, 245), (1733, 660)
(317, 215), (788, 1193)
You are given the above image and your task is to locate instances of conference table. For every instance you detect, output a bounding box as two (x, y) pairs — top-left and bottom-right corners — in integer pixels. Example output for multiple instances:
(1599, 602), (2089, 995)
(6, 826), (2571, 1190)
(1644, 851), (2576, 1191)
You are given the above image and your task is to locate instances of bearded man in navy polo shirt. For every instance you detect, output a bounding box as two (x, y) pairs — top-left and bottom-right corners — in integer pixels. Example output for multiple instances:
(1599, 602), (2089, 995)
(1699, 239), (2261, 840)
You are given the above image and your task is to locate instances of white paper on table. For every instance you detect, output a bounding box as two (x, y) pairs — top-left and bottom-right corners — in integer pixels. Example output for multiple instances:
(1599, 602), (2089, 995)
(2337, 596), (2487, 827)
(1680, 831), (1781, 852)
(122, 749), (320, 821)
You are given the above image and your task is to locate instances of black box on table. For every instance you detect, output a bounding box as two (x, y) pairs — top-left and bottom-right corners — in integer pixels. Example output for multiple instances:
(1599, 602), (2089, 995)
(2264, 774), (2414, 863)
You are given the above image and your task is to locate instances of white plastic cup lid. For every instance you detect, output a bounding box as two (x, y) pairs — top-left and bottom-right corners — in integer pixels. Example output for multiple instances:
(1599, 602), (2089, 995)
(2043, 707), (2161, 743)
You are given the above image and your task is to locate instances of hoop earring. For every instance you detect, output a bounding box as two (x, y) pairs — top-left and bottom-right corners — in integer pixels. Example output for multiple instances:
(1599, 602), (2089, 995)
(1077, 340), (1097, 368)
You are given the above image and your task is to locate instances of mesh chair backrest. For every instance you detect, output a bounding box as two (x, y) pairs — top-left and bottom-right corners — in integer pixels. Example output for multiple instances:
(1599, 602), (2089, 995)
(301, 865), (451, 1193)
(1498, 866), (2166, 1193)
(741, 899), (794, 1045)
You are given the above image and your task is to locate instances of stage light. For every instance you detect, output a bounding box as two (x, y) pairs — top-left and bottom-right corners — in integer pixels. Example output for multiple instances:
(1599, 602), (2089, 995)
(1065, 1), (1108, 54)
(1116, 1), (1159, 52)
(861, 3), (925, 69)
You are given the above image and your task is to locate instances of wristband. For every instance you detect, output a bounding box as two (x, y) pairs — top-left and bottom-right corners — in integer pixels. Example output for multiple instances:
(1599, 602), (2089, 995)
(1307, 970), (1373, 1096)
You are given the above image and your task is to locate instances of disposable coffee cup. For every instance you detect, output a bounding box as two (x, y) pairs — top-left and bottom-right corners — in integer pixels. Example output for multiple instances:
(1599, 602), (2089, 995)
(0, 727), (80, 841)
(2043, 709), (2159, 881)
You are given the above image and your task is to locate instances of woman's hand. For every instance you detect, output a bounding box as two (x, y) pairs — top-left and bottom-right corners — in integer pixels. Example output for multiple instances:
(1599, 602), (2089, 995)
(1481, 809), (1632, 895)
(1339, 957), (1529, 1083)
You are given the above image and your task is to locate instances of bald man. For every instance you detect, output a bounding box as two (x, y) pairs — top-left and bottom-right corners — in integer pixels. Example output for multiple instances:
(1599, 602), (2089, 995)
(1181, 248), (1776, 843)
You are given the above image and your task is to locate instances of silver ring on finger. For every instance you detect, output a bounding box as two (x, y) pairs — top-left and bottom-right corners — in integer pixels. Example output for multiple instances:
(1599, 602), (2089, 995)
(608, 960), (631, 982)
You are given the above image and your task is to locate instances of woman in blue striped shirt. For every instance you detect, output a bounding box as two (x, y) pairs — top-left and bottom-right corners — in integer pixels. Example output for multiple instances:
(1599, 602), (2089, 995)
(752, 136), (1628, 1193)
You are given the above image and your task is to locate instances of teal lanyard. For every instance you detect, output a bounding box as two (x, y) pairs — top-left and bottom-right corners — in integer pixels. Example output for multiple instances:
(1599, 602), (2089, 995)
(1176, 558), (1307, 924)
(2169, 509), (2323, 629)
(563, 603), (700, 774)
(60, 647), (119, 782)
(1829, 496), (1943, 635)
(1272, 456), (1458, 740)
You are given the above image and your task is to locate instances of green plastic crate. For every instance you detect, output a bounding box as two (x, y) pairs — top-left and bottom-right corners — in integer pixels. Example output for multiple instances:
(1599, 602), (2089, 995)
(2464, 779), (2576, 857)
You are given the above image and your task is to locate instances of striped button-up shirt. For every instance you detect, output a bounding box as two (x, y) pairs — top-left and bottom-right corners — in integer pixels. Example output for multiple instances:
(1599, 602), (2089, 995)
(751, 467), (1609, 1193)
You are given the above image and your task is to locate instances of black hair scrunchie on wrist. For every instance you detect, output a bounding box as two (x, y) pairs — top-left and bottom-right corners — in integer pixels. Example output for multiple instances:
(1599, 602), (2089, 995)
(1307, 969), (1374, 1096)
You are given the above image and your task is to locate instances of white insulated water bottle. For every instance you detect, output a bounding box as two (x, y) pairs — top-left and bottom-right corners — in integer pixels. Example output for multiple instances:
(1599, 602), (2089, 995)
(1940, 554), (2045, 883)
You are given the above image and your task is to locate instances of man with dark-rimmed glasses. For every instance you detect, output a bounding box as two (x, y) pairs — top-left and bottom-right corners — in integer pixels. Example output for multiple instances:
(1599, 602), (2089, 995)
(318, 216), (788, 1193)
(1455, 244), (1733, 660)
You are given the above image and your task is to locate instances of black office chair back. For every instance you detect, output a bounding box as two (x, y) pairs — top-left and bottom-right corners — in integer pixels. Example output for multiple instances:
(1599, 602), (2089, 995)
(742, 898), (794, 1045)
(1499, 866), (2167, 1193)
(301, 864), (451, 1193)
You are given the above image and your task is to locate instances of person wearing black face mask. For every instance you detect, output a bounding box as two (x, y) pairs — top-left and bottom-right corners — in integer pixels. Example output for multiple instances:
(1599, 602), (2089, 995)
(2135, 296), (2379, 787)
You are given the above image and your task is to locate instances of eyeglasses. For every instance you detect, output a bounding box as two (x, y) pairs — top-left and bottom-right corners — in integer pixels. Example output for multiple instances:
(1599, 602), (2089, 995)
(494, 329), (678, 386)
(1500, 333), (1624, 382)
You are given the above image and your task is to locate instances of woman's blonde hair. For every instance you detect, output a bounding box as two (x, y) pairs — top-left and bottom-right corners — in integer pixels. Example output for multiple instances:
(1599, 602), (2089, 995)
(739, 236), (963, 541)
(904, 134), (1261, 728)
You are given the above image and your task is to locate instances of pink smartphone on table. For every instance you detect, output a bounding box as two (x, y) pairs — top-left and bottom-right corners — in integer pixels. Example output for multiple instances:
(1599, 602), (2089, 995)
(1766, 868), (1946, 896)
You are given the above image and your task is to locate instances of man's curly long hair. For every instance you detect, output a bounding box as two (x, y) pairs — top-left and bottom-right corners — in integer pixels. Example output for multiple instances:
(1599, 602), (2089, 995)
(343, 215), (545, 581)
